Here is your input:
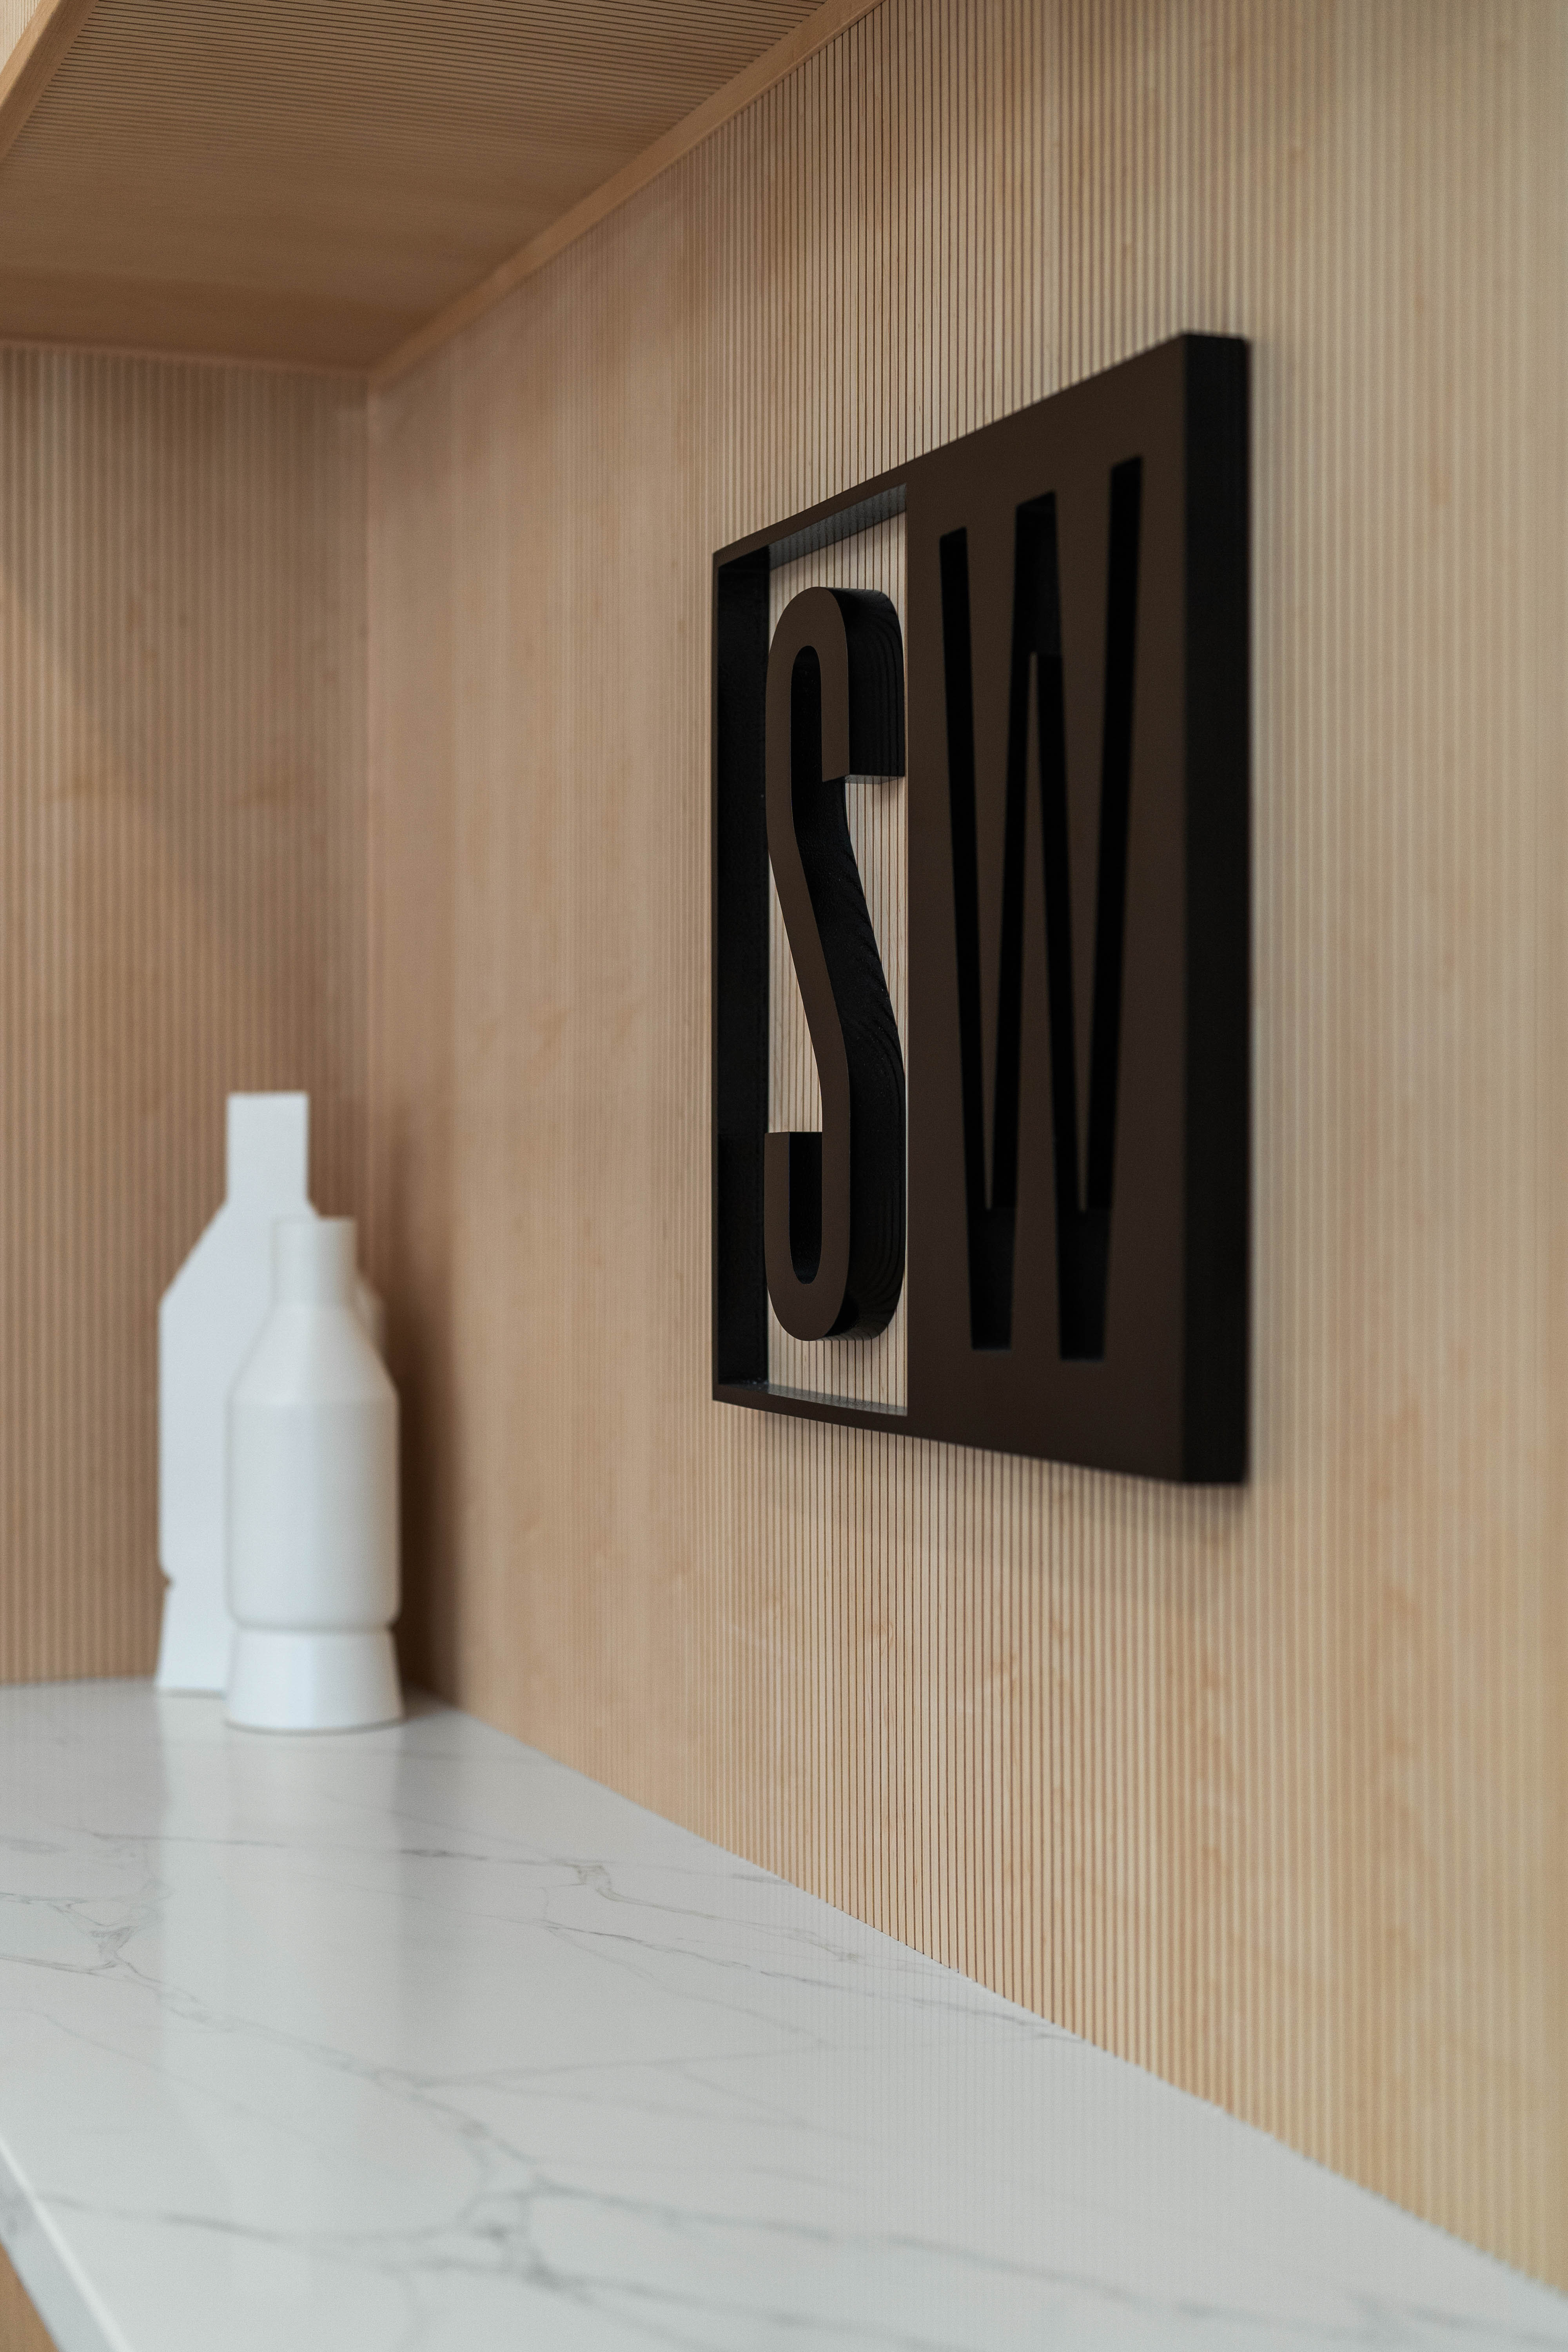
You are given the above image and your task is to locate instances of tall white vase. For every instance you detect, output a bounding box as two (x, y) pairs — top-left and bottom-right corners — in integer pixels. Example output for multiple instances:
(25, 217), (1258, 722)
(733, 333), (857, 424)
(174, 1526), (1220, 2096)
(226, 1218), (401, 1733)
(158, 1094), (388, 1694)
(158, 1094), (313, 1692)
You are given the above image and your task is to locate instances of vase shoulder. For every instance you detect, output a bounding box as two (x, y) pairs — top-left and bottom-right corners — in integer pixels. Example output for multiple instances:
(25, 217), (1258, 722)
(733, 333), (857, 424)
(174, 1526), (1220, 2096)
(233, 1303), (395, 1409)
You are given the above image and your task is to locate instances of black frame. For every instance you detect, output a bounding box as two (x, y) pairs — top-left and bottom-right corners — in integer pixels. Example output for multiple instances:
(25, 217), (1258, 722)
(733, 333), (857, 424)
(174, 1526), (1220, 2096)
(712, 334), (1249, 1481)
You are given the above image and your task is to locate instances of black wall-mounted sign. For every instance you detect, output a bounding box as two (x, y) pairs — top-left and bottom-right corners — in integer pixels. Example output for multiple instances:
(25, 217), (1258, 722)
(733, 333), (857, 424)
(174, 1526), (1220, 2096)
(712, 334), (1249, 1483)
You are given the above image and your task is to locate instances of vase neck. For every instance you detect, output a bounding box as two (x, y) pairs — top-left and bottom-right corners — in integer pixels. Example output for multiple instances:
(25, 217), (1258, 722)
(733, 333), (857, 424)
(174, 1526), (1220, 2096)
(274, 1216), (358, 1308)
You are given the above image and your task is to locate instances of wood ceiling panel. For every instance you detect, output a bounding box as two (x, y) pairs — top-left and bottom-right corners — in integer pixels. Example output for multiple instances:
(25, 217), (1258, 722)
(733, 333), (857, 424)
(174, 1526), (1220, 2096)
(0, 0), (824, 367)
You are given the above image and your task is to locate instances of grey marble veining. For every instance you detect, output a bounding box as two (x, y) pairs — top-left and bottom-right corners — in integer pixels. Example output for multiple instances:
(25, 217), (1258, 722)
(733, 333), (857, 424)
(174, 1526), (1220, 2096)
(0, 1682), (1562, 2352)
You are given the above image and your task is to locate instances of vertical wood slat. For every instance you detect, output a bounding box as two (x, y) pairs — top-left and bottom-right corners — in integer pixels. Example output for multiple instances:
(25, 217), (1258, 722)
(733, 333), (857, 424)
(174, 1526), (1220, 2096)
(0, 0), (42, 78)
(0, 346), (369, 1684)
(370, 0), (1558, 2293)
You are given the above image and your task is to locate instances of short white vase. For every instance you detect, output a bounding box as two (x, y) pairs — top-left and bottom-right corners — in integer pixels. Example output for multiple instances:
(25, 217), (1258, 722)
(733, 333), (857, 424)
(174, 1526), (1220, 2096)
(226, 1218), (401, 1733)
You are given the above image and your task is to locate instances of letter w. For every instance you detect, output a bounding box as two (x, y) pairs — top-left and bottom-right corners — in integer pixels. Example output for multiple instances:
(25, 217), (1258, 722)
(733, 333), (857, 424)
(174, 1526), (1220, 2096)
(938, 460), (1142, 1359)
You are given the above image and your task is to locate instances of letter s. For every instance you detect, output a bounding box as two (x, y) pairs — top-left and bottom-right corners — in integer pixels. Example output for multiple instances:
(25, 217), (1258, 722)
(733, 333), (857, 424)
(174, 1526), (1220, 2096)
(764, 586), (906, 1342)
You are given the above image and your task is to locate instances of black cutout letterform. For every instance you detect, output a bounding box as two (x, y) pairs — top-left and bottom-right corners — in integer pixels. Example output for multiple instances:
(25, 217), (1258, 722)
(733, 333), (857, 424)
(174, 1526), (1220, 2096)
(764, 588), (906, 1341)
(939, 460), (1142, 1361)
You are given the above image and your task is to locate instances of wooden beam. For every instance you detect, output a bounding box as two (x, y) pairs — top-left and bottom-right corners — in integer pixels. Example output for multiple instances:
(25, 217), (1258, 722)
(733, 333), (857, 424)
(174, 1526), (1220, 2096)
(373, 0), (885, 389)
(0, 0), (100, 170)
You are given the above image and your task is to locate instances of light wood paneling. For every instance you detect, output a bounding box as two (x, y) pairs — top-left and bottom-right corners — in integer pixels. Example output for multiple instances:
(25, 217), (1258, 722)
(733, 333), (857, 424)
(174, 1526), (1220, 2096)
(0, 0), (827, 369)
(0, 0), (95, 169)
(374, 0), (889, 386)
(0, 0), (46, 80)
(367, 0), (1568, 2287)
(0, 346), (368, 1684)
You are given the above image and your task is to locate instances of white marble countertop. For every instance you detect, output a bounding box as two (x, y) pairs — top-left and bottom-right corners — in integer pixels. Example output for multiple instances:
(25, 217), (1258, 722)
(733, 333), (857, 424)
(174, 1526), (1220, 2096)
(0, 1684), (1563, 2351)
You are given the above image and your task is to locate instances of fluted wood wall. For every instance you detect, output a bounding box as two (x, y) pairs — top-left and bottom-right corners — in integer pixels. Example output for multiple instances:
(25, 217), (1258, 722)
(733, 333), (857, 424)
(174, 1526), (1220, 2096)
(0, 348), (369, 1682)
(0, 0), (42, 75)
(367, 0), (1568, 2285)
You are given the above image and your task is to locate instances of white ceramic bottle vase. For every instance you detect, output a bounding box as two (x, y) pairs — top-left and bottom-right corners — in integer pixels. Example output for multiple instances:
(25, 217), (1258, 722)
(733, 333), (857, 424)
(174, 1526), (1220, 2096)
(226, 1218), (401, 1733)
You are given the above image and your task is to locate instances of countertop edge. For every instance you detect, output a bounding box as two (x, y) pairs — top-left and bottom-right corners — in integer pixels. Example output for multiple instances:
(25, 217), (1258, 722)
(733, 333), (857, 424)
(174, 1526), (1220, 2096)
(0, 2137), (118, 2352)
